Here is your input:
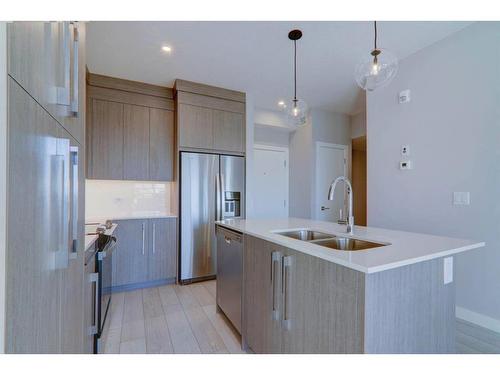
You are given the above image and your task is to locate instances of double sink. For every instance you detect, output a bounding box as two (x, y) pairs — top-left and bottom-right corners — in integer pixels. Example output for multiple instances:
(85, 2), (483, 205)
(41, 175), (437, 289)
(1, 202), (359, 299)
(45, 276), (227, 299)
(275, 229), (388, 251)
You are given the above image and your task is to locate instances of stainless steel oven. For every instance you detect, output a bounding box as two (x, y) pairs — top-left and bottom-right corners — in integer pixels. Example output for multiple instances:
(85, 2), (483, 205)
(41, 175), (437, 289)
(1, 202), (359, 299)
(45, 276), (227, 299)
(95, 233), (117, 353)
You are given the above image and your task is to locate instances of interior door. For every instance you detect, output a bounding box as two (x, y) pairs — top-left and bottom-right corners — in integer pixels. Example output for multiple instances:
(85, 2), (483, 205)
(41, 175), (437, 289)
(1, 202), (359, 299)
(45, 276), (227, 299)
(180, 152), (219, 281)
(253, 146), (288, 218)
(315, 143), (347, 222)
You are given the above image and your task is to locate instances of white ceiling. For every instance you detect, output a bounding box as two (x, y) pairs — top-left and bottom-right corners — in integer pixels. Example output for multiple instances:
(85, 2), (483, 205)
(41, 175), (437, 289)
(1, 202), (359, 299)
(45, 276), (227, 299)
(87, 21), (472, 114)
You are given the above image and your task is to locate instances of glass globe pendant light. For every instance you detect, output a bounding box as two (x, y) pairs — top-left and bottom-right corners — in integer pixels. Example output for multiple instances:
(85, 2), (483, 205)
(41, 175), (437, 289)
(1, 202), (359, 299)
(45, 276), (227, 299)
(355, 21), (398, 91)
(284, 29), (309, 126)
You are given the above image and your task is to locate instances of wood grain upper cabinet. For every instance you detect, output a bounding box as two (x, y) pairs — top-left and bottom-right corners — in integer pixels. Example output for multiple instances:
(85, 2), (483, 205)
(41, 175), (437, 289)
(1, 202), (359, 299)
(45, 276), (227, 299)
(87, 99), (124, 179)
(86, 74), (175, 181)
(149, 108), (175, 181)
(112, 219), (149, 287)
(123, 104), (150, 180)
(8, 22), (86, 145)
(213, 110), (245, 153)
(148, 218), (177, 282)
(178, 103), (214, 150)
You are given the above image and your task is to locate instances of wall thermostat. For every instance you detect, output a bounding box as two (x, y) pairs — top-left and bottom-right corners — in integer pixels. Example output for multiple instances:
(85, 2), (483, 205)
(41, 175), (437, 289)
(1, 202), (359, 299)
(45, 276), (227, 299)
(401, 145), (410, 156)
(400, 160), (412, 170)
(399, 89), (411, 104)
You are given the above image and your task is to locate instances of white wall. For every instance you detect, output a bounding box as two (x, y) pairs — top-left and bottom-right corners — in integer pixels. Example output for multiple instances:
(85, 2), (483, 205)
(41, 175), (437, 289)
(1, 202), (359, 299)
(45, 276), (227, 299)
(367, 22), (500, 328)
(254, 126), (289, 148)
(289, 109), (351, 218)
(350, 111), (366, 139)
(0, 21), (7, 353)
(245, 94), (256, 218)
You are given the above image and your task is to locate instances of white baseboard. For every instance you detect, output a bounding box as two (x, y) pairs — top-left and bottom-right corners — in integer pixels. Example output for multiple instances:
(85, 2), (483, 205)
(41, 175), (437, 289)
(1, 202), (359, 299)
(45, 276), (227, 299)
(456, 306), (500, 334)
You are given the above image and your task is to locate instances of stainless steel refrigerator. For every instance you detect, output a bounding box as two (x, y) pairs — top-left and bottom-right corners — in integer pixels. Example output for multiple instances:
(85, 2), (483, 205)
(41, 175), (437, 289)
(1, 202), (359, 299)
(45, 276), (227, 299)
(180, 152), (245, 283)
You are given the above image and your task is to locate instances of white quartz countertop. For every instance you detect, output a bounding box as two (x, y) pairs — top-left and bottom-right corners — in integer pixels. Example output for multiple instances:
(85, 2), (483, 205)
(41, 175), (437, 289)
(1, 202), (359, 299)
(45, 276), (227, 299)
(216, 218), (485, 274)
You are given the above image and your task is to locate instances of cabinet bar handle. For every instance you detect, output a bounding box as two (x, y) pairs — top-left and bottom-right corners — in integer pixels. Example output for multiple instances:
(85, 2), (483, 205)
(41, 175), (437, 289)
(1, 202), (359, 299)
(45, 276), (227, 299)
(152, 223), (156, 254)
(282, 256), (292, 331)
(142, 223), (145, 255)
(70, 22), (79, 116)
(271, 251), (281, 321)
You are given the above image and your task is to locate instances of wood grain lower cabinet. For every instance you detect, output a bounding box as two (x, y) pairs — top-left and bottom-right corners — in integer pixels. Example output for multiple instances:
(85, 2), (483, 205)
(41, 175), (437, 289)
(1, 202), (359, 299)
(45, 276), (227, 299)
(112, 219), (149, 287)
(112, 218), (177, 288)
(148, 218), (177, 281)
(243, 235), (364, 354)
(243, 236), (283, 353)
(243, 235), (455, 354)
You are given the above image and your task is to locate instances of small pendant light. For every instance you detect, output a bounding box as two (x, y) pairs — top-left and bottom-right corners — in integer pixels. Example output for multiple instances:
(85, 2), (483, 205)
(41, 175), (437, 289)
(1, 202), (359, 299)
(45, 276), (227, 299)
(355, 21), (398, 91)
(284, 29), (309, 126)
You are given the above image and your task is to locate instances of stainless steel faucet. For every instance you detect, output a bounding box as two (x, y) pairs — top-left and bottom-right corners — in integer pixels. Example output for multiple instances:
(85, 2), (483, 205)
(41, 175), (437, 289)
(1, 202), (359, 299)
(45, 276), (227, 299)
(328, 176), (354, 234)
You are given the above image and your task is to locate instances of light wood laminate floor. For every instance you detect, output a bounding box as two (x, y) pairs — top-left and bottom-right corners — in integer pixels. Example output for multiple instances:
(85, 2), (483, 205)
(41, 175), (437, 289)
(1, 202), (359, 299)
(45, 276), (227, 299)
(101, 281), (500, 354)
(100, 280), (246, 354)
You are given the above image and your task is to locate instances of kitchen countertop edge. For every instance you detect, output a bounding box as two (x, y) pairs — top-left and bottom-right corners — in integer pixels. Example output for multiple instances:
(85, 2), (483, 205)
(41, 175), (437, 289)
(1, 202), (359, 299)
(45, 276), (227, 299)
(216, 218), (485, 274)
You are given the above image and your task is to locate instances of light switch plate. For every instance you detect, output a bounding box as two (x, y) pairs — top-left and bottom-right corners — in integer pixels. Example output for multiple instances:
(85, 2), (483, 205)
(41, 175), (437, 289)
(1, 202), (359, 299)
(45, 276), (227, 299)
(399, 89), (411, 104)
(400, 160), (412, 170)
(444, 257), (453, 284)
(453, 192), (470, 205)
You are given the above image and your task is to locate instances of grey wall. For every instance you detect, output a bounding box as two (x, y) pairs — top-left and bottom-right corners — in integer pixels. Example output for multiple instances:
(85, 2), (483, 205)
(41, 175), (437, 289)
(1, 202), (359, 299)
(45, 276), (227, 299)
(289, 109), (351, 218)
(367, 22), (500, 324)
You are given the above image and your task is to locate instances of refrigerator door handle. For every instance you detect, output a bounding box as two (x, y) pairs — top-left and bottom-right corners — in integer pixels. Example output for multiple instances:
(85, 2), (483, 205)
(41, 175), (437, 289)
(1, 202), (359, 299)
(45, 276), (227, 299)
(70, 145), (79, 258)
(220, 173), (225, 220)
(216, 172), (222, 221)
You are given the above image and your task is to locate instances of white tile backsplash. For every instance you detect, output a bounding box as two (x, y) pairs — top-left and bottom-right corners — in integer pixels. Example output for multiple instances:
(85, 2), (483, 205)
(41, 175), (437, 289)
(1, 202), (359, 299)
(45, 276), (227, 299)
(86, 180), (174, 221)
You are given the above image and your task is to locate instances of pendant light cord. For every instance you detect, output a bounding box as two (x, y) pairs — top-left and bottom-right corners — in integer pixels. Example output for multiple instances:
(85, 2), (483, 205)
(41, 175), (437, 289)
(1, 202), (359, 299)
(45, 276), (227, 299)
(294, 39), (297, 101)
(374, 21), (378, 50)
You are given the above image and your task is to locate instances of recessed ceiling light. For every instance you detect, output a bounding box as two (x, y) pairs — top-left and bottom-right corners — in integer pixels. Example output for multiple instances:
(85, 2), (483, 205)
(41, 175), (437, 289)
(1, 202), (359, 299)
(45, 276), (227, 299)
(162, 46), (172, 53)
(278, 100), (285, 107)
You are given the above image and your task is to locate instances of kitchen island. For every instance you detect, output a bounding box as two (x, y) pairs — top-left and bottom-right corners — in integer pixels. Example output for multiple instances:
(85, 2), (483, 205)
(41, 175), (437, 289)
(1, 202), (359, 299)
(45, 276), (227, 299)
(216, 218), (484, 354)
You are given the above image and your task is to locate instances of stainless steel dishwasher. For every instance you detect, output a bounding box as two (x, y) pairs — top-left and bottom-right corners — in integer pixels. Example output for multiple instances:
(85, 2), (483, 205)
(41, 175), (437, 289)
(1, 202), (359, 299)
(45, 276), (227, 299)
(216, 226), (243, 333)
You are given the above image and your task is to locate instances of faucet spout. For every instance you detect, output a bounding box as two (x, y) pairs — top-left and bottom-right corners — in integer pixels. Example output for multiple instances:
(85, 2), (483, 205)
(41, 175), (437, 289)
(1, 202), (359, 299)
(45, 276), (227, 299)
(327, 176), (354, 234)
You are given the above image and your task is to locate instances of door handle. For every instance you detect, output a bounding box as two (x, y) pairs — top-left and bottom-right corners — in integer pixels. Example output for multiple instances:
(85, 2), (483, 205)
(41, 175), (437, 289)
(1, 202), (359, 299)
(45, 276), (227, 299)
(70, 146), (79, 258)
(56, 21), (71, 107)
(282, 256), (292, 331)
(70, 21), (79, 116)
(321, 206), (330, 211)
(271, 251), (281, 321)
(224, 236), (231, 244)
(142, 223), (146, 255)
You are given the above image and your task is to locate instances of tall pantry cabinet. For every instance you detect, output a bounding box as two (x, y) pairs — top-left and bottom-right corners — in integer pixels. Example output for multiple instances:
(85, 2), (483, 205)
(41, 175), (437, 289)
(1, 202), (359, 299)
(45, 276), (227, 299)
(4, 22), (86, 353)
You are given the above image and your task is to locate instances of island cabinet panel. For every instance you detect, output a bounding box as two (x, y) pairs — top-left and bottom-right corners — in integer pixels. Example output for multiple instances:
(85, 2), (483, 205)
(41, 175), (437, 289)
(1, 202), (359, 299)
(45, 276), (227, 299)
(243, 236), (283, 353)
(123, 104), (150, 180)
(242, 235), (364, 354)
(280, 247), (364, 354)
(363, 257), (455, 354)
